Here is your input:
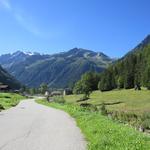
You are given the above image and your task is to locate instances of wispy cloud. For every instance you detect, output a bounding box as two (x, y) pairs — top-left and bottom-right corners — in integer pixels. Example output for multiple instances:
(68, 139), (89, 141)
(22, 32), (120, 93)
(14, 12), (42, 36)
(0, 0), (43, 37)
(0, 0), (11, 10)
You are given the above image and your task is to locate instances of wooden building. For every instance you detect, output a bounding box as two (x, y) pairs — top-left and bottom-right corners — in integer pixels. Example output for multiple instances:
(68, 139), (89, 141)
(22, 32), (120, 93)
(0, 84), (10, 92)
(63, 88), (73, 96)
(50, 91), (62, 97)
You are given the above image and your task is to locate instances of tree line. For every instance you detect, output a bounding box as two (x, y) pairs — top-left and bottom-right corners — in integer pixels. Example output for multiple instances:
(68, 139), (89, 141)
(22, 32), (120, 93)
(20, 83), (48, 95)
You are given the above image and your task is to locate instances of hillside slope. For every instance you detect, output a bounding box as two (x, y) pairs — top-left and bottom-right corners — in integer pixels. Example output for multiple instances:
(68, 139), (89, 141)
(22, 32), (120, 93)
(0, 48), (113, 88)
(98, 35), (150, 91)
(0, 65), (21, 89)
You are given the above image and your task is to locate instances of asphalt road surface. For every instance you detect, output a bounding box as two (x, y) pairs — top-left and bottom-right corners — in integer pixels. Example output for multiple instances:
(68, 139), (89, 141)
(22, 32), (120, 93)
(0, 99), (86, 150)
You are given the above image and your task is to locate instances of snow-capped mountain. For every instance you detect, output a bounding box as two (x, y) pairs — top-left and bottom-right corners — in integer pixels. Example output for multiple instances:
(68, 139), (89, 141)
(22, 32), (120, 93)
(0, 51), (40, 68)
(0, 48), (113, 88)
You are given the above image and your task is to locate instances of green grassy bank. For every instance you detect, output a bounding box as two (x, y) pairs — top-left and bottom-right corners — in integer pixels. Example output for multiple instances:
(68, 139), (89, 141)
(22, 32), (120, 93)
(36, 99), (150, 150)
(65, 89), (150, 130)
(65, 89), (150, 114)
(0, 92), (25, 110)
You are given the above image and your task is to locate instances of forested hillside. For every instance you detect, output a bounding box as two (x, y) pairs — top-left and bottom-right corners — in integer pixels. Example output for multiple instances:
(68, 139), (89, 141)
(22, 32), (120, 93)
(98, 35), (150, 91)
(74, 35), (150, 93)
(0, 65), (21, 89)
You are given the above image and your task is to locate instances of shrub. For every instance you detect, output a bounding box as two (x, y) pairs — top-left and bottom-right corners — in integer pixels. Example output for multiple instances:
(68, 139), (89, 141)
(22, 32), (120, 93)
(0, 104), (4, 110)
(141, 113), (150, 129)
(142, 119), (150, 129)
(100, 103), (108, 115)
(4, 96), (11, 98)
(110, 111), (139, 125)
(53, 96), (65, 104)
(77, 95), (89, 102)
(80, 103), (98, 112)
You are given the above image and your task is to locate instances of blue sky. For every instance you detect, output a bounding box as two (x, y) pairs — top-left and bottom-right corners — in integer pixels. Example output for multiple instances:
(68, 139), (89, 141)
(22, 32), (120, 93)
(0, 0), (149, 57)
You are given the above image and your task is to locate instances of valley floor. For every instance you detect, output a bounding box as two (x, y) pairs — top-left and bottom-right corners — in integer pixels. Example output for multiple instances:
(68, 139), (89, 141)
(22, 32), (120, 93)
(64, 89), (150, 114)
(64, 89), (150, 133)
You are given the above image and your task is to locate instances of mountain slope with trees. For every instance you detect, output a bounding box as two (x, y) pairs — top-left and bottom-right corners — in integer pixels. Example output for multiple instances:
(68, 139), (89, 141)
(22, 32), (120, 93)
(98, 35), (150, 91)
(0, 65), (21, 89)
(73, 35), (150, 93)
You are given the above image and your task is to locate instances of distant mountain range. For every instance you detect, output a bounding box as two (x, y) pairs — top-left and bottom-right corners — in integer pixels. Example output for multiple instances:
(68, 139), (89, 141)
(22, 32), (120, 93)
(0, 48), (114, 88)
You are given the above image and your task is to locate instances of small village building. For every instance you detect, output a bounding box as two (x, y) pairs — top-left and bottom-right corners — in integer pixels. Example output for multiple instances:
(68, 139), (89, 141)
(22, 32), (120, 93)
(63, 88), (73, 96)
(45, 91), (50, 97)
(51, 91), (62, 97)
(13, 90), (20, 93)
(0, 84), (10, 92)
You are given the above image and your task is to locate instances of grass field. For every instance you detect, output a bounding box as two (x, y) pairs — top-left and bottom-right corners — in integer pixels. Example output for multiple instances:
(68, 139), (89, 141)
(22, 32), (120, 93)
(64, 89), (150, 114)
(0, 92), (25, 110)
(36, 99), (150, 150)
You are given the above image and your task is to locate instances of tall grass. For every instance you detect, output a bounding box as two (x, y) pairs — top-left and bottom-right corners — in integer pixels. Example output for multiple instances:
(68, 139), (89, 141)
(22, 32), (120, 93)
(0, 93), (25, 110)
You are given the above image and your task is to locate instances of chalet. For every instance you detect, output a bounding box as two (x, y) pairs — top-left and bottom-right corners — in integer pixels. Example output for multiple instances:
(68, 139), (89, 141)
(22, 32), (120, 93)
(63, 88), (73, 96)
(0, 84), (10, 92)
(51, 91), (62, 97)
(45, 91), (50, 97)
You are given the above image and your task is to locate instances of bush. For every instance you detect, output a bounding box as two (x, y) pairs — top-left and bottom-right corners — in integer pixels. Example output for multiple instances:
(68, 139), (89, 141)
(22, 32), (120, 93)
(80, 103), (98, 112)
(100, 103), (108, 115)
(0, 104), (4, 110)
(110, 111), (139, 126)
(142, 119), (150, 129)
(4, 96), (11, 98)
(53, 96), (65, 104)
(141, 113), (150, 129)
(77, 95), (89, 102)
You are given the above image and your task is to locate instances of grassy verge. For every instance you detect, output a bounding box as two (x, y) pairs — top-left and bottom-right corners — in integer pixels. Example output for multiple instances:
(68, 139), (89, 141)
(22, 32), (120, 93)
(36, 99), (150, 150)
(0, 92), (25, 110)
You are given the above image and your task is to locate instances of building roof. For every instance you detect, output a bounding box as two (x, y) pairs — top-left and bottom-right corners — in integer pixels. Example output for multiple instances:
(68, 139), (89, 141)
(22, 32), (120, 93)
(51, 91), (62, 94)
(0, 85), (9, 89)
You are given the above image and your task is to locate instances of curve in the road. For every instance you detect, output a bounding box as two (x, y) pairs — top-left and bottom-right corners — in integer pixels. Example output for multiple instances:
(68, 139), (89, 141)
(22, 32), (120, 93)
(0, 99), (87, 150)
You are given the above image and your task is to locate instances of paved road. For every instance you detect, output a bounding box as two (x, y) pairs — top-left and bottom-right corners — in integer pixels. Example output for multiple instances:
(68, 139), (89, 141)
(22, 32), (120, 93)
(0, 99), (86, 150)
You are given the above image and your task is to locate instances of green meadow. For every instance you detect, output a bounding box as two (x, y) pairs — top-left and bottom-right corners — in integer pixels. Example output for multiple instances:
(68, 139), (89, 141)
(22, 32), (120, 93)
(64, 89), (150, 114)
(0, 93), (25, 110)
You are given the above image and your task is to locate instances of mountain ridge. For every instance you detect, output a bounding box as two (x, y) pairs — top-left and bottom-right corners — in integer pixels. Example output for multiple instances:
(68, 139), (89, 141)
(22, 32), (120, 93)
(124, 35), (150, 58)
(0, 48), (113, 88)
(98, 34), (150, 91)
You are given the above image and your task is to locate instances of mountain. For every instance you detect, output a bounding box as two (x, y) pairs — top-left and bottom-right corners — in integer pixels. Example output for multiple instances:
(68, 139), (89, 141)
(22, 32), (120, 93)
(0, 51), (42, 68)
(0, 65), (21, 89)
(124, 34), (150, 57)
(132, 34), (150, 52)
(0, 48), (113, 88)
(98, 35), (150, 91)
